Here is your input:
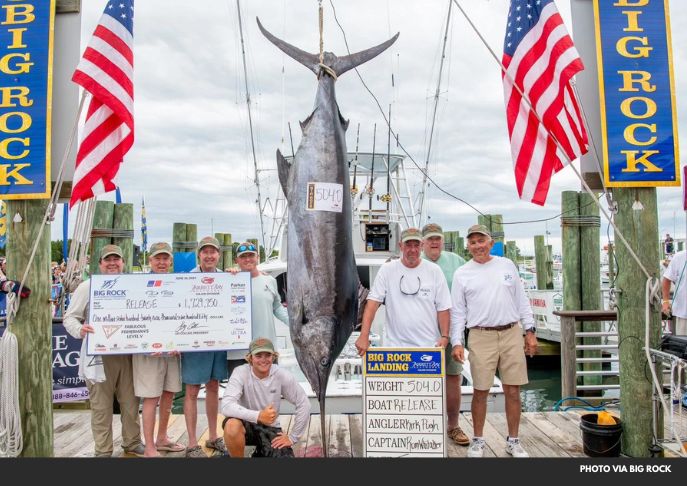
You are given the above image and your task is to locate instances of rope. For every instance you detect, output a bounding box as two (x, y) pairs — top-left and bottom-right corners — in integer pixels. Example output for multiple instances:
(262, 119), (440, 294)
(90, 228), (135, 239)
(316, 1), (338, 80)
(560, 216), (601, 228)
(0, 297), (22, 457)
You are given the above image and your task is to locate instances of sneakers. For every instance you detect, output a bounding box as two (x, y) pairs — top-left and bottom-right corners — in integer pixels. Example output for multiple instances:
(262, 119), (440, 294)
(467, 437), (486, 458)
(123, 443), (145, 457)
(505, 437), (529, 458)
(447, 426), (470, 446)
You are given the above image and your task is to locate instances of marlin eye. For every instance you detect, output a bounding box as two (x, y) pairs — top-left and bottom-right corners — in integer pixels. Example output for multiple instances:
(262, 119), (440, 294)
(320, 357), (330, 367)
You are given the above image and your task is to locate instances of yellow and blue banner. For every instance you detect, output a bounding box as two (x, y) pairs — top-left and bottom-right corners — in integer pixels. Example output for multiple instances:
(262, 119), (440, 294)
(593, 0), (680, 188)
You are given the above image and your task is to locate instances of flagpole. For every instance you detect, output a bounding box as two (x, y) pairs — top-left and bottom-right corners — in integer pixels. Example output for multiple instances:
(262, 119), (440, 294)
(452, 0), (653, 281)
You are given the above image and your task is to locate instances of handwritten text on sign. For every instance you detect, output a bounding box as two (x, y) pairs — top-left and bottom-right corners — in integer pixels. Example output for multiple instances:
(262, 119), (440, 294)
(363, 348), (446, 457)
(86, 272), (251, 355)
(306, 182), (343, 213)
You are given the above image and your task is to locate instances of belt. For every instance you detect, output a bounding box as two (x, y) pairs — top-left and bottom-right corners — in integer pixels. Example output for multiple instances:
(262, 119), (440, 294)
(472, 322), (517, 331)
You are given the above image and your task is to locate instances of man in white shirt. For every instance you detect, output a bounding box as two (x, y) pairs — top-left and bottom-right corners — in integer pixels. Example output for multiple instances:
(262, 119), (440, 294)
(450, 224), (537, 458)
(221, 338), (310, 457)
(662, 250), (687, 336)
(355, 227), (452, 356)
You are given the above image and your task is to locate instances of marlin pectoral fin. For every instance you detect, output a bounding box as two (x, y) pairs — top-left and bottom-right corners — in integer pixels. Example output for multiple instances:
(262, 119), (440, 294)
(299, 111), (316, 132)
(332, 33), (399, 76)
(276, 149), (291, 197)
(337, 106), (349, 131)
(257, 18), (319, 74)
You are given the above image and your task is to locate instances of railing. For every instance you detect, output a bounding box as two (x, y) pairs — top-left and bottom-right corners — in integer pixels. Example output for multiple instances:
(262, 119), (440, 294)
(554, 310), (619, 399)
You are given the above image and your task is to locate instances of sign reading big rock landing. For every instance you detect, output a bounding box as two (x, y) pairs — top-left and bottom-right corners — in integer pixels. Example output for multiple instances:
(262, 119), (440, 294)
(86, 273), (252, 355)
(363, 348), (446, 457)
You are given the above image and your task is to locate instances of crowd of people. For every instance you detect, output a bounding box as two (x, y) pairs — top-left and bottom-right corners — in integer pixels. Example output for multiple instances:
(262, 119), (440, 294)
(36, 222), (685, 459)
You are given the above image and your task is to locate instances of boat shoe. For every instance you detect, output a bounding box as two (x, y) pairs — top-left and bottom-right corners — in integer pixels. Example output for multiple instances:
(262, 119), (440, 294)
(447, 426), (470, 446)
(205, 437), (227, 456)
(185, 445), (207, 458)
(123, 443), (146, 458)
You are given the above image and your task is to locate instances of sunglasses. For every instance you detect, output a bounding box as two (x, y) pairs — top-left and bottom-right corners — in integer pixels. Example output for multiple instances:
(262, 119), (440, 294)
(238, 244), (257, 253)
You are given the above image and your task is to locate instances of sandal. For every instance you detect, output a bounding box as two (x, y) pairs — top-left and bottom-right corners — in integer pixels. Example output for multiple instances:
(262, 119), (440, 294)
(156, 439), (185, 452)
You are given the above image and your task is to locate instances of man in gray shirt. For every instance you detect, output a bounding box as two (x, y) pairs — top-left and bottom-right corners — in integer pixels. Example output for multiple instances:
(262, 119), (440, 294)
(221, 338), (310, 457)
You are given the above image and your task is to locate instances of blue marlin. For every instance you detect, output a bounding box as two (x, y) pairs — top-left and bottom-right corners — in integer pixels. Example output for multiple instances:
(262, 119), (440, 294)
(257, 18), (398, 454)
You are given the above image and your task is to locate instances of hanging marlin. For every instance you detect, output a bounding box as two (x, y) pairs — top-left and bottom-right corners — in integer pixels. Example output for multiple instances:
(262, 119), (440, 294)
(257, 18), (398, 455)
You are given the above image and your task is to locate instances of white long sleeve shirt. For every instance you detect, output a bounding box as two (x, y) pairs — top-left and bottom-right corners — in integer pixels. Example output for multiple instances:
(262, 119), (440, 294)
(220, 363), (310, 443)
(450, 256), (535, 345)
(62, 279), (90, 339)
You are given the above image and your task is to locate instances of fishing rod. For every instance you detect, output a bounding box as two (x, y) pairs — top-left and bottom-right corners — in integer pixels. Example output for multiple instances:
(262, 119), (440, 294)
(352, 123), (360, 197)
(385, 104), (392, 213)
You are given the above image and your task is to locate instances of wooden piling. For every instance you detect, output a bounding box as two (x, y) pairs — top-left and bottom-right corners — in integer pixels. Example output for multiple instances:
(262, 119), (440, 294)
(561, 191), (581, 398)
(223, 233), (233, 269)
(186, 224), (197, 254)
(113, 203), (133, 273)
(90, 201), (115, 275)
(172, 223), (186, 254)
(6, 200), (53, 456)
(614, 188), (661, 457)
(534, 235), (552, 290)
(214, 233), (225, 270)
(607, 243), (615, 286)
(506, 241), (519, 267)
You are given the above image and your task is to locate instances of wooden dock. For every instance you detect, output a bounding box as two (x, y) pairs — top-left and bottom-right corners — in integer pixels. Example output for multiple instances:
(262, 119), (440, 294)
(52, 409), (687, 458)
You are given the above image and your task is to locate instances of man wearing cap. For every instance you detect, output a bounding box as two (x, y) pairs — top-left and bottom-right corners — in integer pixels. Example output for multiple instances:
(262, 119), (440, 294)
(182, 236), (229, 457)
(355, 227), (452, 363)
(421, 223), (469, 446)
(132, 242), (184, 457)
(450, 224), (537, 458)
(226, 242), (289, 378)
(63, 244), (144, 457)
(220, 338), (310, 457)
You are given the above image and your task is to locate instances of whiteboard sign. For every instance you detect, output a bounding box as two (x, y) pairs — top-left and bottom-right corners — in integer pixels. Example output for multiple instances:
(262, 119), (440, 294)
(86, 272), (251, 355)
(363, 348), (446, 457)
(306, 182), (343, 213)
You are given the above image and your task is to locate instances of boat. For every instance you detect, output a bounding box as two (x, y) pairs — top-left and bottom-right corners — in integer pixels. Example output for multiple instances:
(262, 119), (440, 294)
(259, 150), (506, 414)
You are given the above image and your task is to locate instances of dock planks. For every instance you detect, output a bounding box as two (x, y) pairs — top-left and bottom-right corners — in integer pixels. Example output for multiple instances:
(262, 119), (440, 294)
(51, 410), (686, 458)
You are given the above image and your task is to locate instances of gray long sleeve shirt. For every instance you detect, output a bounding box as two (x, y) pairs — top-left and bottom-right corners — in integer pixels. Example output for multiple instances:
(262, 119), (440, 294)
(220, 363), (311, 443)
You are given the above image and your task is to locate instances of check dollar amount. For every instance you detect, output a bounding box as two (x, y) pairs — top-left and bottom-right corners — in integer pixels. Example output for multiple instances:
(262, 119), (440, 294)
(87, 272), (252, 355)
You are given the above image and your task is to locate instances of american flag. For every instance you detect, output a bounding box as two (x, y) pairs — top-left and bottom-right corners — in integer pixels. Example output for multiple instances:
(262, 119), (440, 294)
(70, 0), (134, 208)
(502, 0), (588, 205)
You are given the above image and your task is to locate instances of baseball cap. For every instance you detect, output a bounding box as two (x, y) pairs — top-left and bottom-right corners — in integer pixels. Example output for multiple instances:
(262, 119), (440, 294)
(149, 242), (173, 258)
(198, 236), (220, 253)
(100, 244), (123, 260)
(400, 227), (423, 243)
(236, 242), (258, 258)
(247, 337), (276, 356)
(466, 224), (491, 238)
(422, 223), (443, 239)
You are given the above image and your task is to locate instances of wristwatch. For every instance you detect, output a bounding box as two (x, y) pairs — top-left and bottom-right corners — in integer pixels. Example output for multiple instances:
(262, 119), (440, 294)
(525, 327), (536, 334)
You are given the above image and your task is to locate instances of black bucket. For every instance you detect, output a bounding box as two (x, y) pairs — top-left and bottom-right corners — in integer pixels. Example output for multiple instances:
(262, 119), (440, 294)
(579, 413), (622, 457)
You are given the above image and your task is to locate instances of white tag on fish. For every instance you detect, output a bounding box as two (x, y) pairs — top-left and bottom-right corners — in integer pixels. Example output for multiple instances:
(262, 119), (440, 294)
(305, 182), (343, 213)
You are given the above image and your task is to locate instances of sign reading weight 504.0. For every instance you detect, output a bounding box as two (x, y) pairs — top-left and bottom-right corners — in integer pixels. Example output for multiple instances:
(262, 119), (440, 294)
(86, 272), (252, 355)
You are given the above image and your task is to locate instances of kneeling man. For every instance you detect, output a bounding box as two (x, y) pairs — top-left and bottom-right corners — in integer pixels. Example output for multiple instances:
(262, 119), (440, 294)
(220, 338), (310, 457)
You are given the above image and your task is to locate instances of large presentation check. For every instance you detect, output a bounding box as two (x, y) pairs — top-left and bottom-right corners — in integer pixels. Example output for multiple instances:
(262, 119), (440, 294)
(86, 272), (252, 355)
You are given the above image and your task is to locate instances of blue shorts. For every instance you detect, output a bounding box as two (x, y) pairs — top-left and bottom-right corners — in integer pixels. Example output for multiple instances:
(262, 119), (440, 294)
(181, 351), (228, 384)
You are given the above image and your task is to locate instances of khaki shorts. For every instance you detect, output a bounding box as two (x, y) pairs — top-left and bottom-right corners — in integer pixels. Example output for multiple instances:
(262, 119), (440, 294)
(444, 341), (463, 376)
(132, 354), (182, 398)
(467, 324), (528, 390)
